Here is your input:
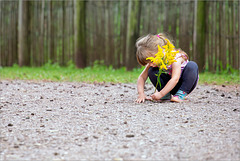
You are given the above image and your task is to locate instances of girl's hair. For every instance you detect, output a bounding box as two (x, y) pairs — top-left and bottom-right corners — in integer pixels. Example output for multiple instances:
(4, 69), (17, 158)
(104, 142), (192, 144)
(136, 33), (188, 66)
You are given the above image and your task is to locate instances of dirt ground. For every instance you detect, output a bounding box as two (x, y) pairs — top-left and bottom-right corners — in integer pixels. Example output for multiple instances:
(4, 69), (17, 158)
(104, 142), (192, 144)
(0, 80), (239, 160)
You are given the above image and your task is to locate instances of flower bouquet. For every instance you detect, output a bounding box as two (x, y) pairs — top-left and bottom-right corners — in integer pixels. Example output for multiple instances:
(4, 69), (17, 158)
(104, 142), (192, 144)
(146, 39), (179, 92)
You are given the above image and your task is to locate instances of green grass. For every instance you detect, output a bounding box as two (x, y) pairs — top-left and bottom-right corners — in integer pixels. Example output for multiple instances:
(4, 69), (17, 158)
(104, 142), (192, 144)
(198, 72), (240, 85)
(0, 63), (141, 84)
(0, 63), (239, 85)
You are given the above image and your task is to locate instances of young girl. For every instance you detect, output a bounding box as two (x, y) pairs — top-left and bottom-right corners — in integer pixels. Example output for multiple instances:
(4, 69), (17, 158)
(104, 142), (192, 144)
(135, 33), (199, 103)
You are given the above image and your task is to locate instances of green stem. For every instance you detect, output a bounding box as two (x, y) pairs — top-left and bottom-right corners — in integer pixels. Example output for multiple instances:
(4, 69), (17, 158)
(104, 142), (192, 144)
(155, 81), (158, 93)
(155, 69), (162, 93)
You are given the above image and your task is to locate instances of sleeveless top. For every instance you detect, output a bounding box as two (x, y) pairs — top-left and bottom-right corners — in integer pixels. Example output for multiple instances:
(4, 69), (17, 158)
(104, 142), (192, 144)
(165, 52), (188, 75)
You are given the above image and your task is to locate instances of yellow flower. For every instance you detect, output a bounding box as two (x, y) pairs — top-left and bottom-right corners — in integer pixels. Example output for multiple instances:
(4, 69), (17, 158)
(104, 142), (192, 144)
(156, 45), (164, 57)
(146, 39), (179, 92)
(146, 40), (178, 69)
(146, 45), (165, 66)
(162, 39), (175, 53)
(146, 57), (156, 63)
(160, 63), (167, 70)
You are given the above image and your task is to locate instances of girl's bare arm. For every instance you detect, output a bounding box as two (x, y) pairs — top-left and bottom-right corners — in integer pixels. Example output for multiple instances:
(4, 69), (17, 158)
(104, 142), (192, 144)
(136, 64), (150, 103)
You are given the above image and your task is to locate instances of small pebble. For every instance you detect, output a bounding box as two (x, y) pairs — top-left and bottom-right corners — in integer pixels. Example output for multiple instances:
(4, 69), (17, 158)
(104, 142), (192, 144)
(126, 134), (135, 138)
(93, 136), (98, 139)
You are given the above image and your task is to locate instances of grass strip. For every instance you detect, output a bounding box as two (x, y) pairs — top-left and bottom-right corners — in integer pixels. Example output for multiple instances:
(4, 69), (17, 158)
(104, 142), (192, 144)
(0, 65), (239, 85)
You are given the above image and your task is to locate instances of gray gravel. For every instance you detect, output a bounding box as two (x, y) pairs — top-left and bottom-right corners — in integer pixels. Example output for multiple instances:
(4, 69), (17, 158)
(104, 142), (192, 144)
(0, 80), (239, 160)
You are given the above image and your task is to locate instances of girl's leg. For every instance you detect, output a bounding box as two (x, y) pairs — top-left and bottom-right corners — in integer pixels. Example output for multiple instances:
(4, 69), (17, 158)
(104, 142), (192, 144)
(148, 67), (171, 91)
(179, 61), (199, 94)
(171, 61), (198, 102)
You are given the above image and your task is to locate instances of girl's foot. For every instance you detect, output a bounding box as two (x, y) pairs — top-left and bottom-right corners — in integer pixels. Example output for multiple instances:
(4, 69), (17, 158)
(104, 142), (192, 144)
(171, 90), (187, 103)
(158, 92), (171, 102)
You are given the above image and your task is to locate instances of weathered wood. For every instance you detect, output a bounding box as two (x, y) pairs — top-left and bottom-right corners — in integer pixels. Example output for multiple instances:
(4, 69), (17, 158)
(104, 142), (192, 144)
(194, 0), (206, 72)
(215, 2), (219, 71)
(179, 1), (190, 57)
(208, 3), (215, 71)
(238, 0), (240, 70)
(49, 1), (55, 63)
(232, 0), (237, 69)
(219, 1), (225, 70)
(62, 1), (65, 66)
(126, 0), (140, 70)
(13, 2), (18, 66)
(40, 0), (45, 66)
(18, 0), (30, 66)
(0, 1), (239, 71)
(0, 1), (2, 66)
(228, 1), (233, 71)
(74, 0), (87, 68)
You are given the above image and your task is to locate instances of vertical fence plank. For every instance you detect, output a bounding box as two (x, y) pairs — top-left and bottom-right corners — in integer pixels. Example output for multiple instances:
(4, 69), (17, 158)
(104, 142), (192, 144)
(46, 1), (50, 63)
(108, 1), (115, 67)
(40, 0), (45, 66)
(126, 0), (140, 70)
(237, 1), (240, 71)
(179, 1), (191, 57)
(215, 2), (219, 71)
(12, 2), (17, 66)
(208, 2), (212, 71)
(49, 1), (55, 63)
(75, 0), (87, 68)
(194, 0), (206, 72)
(120, 1), (127, 67)
(91, 1), (97, 64)
(18, 0), (30, 66)
(219, 1), (225, 70)
(213, 2), (217, 71)
(8, 2), (13, 66)
(0, 1), (2, 66)
(205, 1), (209, 71)
(62, 1), (65, 66)
(228, 1), (232, 70)
(6, 2), (9, 65)
(232, 0), (238, 70)
(116, 1), (121, 68)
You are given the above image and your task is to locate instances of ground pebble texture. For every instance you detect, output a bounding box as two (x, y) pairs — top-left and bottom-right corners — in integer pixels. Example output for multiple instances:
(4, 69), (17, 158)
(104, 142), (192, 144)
(0, 80), (239, 160)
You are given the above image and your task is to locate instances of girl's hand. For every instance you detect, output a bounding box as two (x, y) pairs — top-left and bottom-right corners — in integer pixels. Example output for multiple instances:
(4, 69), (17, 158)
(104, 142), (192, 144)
(151, 92), (163, 100)
(136, 93), (147, 103)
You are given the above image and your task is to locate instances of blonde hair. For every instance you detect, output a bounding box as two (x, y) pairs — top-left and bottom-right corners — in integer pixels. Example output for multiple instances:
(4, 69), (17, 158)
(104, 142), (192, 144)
(136, 33), (188, 66)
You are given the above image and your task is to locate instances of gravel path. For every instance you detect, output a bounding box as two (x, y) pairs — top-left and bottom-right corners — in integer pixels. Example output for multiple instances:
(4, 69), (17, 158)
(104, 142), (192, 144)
(0, 80), (239, 160)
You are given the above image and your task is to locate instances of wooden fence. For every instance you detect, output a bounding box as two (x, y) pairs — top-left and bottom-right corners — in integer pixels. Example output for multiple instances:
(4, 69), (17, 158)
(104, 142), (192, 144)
(0, 0), (239, 72)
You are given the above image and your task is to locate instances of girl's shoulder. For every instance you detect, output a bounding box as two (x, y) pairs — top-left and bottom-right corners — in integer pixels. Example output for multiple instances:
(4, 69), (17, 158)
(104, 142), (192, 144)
(176, 49), (189, 61)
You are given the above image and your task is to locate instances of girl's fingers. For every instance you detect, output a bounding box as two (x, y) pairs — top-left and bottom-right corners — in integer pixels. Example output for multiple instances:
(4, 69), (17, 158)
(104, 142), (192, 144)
(136, 98), (145, 103)
(146, 96), (152, 100)
(140, 98), (144, 103)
